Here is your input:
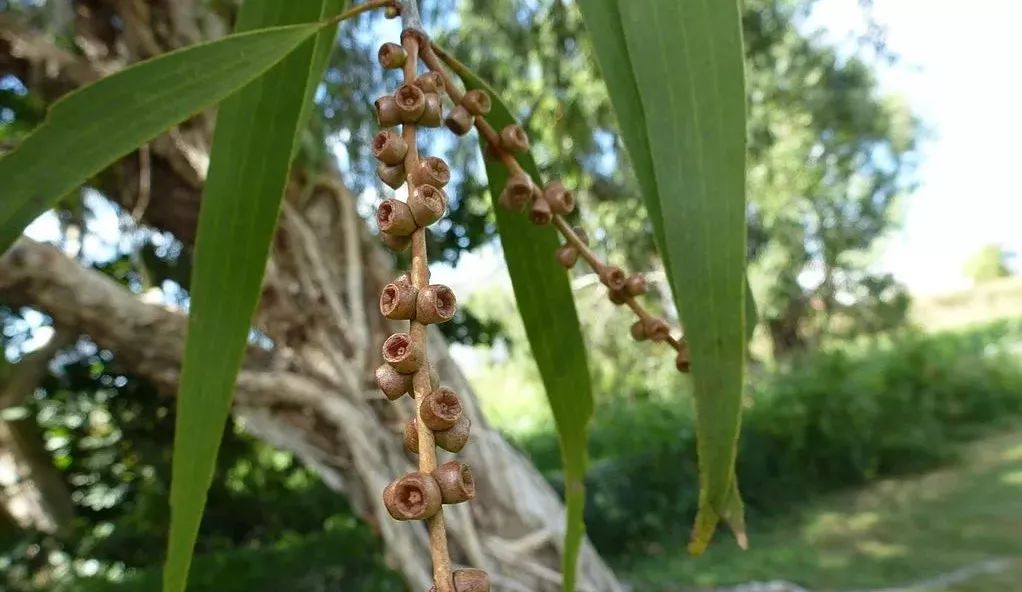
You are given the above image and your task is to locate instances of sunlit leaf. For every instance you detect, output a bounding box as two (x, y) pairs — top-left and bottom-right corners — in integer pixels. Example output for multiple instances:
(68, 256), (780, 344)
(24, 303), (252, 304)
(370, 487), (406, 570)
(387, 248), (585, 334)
(579, 0), (750, 553)
(455, 69), (593, 592)
(164, 2), (343, 591)
(0, 21), (326, 254)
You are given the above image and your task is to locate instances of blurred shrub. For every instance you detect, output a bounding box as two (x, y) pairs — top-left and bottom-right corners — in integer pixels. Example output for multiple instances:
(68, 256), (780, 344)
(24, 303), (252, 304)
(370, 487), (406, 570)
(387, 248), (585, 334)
(71, 519), (404, 592)
(518, 320), (1022, 556)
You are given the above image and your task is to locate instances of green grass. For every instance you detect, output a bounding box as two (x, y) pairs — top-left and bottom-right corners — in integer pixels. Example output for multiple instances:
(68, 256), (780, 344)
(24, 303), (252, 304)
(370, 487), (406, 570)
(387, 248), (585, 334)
(623, 429), (1022, 591)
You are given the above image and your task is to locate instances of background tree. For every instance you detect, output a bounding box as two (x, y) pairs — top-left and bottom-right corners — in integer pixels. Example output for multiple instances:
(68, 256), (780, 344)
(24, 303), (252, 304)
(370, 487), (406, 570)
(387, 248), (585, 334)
(964, 244), (1015, 285)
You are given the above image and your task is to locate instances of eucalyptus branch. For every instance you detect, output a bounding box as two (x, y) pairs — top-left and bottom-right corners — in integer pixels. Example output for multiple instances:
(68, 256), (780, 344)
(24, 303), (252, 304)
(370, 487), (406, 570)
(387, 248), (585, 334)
(398, 0), (425, 31)
(423, 41), (690, 370)
(372, 21), (489, 592)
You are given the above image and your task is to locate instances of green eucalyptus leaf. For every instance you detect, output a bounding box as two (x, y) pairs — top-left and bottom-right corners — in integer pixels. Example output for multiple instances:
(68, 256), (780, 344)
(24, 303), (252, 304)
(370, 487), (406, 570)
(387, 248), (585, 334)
(163, 2), (343, 591)
(0, 21), (327, 253)
(456, 70), (593, 591)
(579, 0), (750, 553)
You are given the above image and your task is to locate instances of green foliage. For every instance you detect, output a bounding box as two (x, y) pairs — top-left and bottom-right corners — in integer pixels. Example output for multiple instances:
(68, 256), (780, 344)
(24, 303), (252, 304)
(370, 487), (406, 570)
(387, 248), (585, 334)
(581, 0), (749, 552)
(518, 320), (1022, 557)
(0, 21), (325, 253)
(964, 243), (1015, 284)
(73, 527), (403, 592)
(437, 0), (918, 354)
(743, 0), (918, 353)
(165, 4), (340, 591)
(626, 430), (1022, 590)
(455, 66), (593, 591)
(0, 339), (364, 591)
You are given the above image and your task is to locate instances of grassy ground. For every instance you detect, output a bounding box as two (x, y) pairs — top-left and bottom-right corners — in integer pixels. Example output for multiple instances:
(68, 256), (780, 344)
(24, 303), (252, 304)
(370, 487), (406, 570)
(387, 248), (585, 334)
(623, 430), (1022, 591)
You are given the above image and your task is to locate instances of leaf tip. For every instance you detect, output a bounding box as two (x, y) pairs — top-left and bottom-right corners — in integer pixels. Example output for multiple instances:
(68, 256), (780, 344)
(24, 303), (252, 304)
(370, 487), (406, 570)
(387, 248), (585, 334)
(733, 525), (749, 551)
(686, 505), (718, 556)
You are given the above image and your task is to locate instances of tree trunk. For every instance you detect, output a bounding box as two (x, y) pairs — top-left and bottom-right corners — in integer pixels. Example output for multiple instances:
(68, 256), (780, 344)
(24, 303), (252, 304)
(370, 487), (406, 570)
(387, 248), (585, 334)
(0, 3), (622, 590)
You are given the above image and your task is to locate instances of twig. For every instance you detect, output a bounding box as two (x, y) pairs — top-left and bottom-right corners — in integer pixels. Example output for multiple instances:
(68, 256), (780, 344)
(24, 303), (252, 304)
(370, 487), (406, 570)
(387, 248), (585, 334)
(132, 143), (151, 222)
(398, 0), (424, 32)
(329, 0), (396, 25)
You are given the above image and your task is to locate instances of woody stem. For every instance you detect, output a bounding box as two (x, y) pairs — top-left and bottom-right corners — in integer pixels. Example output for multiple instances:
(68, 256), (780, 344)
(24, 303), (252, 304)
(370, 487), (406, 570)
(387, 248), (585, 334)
(401, 30), (455, 592)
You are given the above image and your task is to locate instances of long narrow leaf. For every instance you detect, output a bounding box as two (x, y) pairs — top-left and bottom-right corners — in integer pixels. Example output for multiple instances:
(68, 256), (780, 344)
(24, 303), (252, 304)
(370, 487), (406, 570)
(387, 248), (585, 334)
(164, 3), (342, 590)
(580, 0), (750, 553)
(0, 22), (325, 253)
(578, 0), (758, 336)
(456, 71), (593, 591)
(294, 0), (347, 158)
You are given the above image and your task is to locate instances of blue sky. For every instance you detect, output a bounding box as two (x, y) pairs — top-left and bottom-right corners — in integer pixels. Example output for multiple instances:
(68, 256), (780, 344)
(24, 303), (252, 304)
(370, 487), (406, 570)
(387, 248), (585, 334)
(808, 0), (1022, 294)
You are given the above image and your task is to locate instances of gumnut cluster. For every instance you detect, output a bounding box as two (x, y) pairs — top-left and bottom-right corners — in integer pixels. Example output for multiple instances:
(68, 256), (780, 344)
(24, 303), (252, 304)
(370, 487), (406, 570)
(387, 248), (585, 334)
(372, 29), (489, 592)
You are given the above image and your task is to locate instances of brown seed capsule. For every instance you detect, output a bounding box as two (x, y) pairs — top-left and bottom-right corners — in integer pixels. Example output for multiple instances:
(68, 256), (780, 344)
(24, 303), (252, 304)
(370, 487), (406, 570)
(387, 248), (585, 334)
(393, 272), (412, 287)
(375, 95), (400, 127)
(378, 42), (407, 69)
(625, 274), (648, 297)
(556, 244), (579, 268)
(630, 320), (648, 341)
(383, 471), (442, 521)
(420, 387), (463, 431)
(461, 89), (492, 116)
(394, 83), (426, 122)
(408, 185), (448, 227)
(644, 318), (671, 342)
(435, 414), (471, 453)
(381, 232), (411, 252)
(529, 195), (552, 225)
(416, 284), (457, 325)
(599, 265), (627, 291)
(543, 180), (575, 215)
(676, 348), (691, 373)
(403, 417), (419, 454)
(372, 130), (408, 166)
(377, 162), (406, 190)
(433, 461), (475, 504)
(375, 363), (412, 400)
(453, 569), (490, 592)
(377, 198), (416, 236)
(572, 226), (590, 246)
(413, 71), (445, 94)
(410, 156), (450, 189)
(383, 332), (422, 374)
(421, 93), (443, 127)
(380, 280), (418, 320)
(608, 287), (628, 305)
(499, 124), (530, 153)
(498, 174), (534, 211)
(445, 104), (475, 136)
